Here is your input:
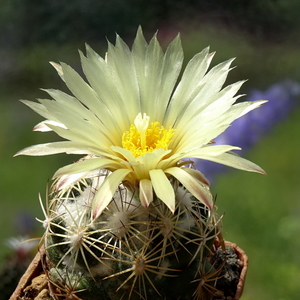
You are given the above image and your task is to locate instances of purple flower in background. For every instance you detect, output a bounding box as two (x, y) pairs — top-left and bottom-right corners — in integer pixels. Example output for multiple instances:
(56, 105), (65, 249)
(193, 80), (300, 183)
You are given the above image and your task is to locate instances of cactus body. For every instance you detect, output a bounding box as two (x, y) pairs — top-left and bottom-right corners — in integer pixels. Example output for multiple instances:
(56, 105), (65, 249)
(42, 170), (221, 300)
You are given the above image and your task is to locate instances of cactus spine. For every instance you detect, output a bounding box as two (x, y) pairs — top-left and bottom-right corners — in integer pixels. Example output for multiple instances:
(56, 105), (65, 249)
(39, 169), (223, 300)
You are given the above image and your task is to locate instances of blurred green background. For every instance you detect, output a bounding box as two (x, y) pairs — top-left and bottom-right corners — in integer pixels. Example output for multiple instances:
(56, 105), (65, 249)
(1, 1), (300, 299)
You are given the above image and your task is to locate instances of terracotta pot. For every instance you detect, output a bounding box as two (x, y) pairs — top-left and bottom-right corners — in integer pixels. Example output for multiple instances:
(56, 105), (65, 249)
(10, 241), (248, 300)
(9, 250), (44, 300)
(224, 241), (248, 300)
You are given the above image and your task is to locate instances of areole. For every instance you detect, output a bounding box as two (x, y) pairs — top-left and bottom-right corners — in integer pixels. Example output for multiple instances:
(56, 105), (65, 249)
(10, 240), (248, 300)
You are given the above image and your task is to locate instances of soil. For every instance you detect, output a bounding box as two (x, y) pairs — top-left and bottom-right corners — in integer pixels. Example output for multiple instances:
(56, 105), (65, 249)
(212, 244), (243, 300)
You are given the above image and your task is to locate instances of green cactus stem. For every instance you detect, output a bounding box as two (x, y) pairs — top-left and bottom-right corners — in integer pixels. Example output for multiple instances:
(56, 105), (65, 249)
(39, 170), (222, 300)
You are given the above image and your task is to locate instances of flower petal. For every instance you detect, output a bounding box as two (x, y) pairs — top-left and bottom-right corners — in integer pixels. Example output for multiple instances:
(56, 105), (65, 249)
(50, 61), (64, 81)
(164, 47), (213, 127)
(188, 144), (240, 157)
(42, 88), (106, 133)
(106, 34), (140, 120)
(53, 157), (125, 178)
(33, 120), (67, 132)
(56, 169), (107, 191)
(182, 167), (210, 186)
(80, 46), (132, 131)
(20, 100), (57, 122)
(165, 167), (213, 209)
(149, 169), (175, 212)
(55, 172), (89, 191)
(110, 146), (136, 162)
(171, 144), (240, 162)
(195, 151), (266, 174)
(136, 149), (172, 170)
(16, 28), (267, 206)
(37, 96), (115, 147)
(92, 169), (132, 219)
(133, 27), (183, 122)
(14, 141), (90, 157)
(42, 122), (112, 154)
(139, 179), (153, 207)
(170, 58), (236, 131)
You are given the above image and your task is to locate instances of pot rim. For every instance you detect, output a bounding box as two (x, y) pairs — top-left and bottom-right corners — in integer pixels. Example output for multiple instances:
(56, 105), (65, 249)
(9, 249), (43, 300)
(223, 241), (249, 300)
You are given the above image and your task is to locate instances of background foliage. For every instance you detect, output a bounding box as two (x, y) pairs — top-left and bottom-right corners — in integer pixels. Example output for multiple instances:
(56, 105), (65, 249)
(1, 1), (300, 299)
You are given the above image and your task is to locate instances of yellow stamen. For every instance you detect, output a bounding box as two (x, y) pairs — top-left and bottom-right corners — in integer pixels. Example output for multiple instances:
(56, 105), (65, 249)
(122, 113), (175, 157)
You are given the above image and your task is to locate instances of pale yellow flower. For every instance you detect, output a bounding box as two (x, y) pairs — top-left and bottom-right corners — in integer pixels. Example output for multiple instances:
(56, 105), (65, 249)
(15, 27), (266, 217)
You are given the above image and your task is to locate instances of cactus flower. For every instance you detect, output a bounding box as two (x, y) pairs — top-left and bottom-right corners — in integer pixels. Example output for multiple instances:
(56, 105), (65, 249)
(15, 27), (266, 217)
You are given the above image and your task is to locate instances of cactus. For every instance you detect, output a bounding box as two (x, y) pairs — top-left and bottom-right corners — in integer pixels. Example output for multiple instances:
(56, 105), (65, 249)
(15, 27), (266, 300)
(38, 169), (223, 300)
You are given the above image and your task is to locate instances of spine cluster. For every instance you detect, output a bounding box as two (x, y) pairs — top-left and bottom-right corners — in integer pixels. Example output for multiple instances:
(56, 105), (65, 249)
(41, 170), (222, 300)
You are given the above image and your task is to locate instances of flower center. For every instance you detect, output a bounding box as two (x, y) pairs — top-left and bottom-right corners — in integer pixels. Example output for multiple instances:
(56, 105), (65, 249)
(122, 113), (175, 157)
